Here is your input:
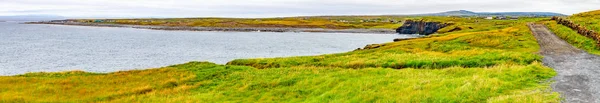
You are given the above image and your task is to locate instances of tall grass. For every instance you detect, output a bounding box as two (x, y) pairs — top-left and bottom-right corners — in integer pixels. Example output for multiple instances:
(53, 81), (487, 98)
(544, 21), (600, 55)
(570, 10), (600, 32)
(0, 68), (196, 102)
(0, 17), (562, 102)
(0, 62), (558, 102)
(554, 9), (600, 55)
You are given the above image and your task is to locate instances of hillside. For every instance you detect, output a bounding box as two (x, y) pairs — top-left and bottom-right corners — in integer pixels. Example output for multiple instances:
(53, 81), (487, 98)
(536, 9), (600, 102)
(415, 10), (565, 17)
(543, 9), (600, 55)
(0, 17), (560, 102)
(569, 10), (600, 32)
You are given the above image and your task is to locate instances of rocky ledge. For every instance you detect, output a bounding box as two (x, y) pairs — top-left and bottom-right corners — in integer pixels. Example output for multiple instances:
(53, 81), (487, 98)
(396, 20), (452, 35)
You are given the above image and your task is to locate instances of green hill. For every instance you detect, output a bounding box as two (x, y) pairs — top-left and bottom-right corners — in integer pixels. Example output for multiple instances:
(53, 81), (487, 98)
(570, 10), (600, 33)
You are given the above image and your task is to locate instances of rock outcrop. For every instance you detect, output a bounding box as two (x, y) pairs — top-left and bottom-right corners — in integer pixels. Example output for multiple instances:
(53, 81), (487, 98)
(393, 38), (418, 42)
(396, 20), (452, 35)
(551, 17), (600, 46)
(354, 44), (386, 51)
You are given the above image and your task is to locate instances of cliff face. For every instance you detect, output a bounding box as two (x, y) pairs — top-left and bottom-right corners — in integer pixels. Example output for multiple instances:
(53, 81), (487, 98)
(396, 20), (451, 35)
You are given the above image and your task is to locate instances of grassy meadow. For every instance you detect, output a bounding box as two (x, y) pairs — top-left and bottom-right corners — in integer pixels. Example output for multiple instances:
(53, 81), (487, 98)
(228, 18), (546, 69)
(569, 10), (600, 32)
(1, 62), (558, 102)
(0, 17), (563, 102)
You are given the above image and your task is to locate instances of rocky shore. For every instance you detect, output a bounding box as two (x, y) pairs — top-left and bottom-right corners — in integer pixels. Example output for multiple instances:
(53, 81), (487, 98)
(25, 22), (397, 34)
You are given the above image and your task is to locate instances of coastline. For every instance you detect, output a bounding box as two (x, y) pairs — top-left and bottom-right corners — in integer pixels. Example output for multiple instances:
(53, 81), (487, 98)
(25, 22), (398, 34)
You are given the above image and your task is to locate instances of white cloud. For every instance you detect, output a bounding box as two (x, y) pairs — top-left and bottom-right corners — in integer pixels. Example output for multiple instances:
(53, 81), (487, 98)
(0, 0), (599, 17)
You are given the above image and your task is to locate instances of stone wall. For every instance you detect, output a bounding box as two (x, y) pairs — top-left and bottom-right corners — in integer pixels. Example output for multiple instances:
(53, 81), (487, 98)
(551, 16), (600, 45)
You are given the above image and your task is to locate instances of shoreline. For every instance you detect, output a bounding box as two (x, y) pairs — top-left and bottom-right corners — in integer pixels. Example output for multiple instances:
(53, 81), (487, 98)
(25, 22), (399, 34)
(2, 22), (415, 76)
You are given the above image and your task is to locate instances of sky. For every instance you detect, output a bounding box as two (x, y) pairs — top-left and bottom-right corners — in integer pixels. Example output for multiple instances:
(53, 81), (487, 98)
(1, 0), (599, 18)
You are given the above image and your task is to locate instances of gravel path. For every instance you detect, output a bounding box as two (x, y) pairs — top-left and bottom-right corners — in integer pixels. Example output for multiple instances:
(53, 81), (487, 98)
(529, 23), (600, 103)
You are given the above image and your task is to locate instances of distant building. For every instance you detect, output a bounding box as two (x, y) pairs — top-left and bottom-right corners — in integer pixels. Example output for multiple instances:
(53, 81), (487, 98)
(337, 20), (349, 22)
(510, 17), (519, 20)
(485, 17), (494, 20)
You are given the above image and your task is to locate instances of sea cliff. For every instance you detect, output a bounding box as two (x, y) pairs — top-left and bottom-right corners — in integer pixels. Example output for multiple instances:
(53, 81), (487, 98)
(396, 20), (451, 35)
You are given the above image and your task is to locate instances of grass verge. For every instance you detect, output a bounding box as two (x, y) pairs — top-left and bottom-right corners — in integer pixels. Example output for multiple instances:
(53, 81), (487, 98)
(570, 10), (600, 32)
(543, 21), (600, 55)
(0, 62), (558, 102)
(0, 17), (560, 102)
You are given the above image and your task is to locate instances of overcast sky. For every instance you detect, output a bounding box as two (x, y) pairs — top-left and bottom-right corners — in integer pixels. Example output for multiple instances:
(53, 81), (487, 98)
(1, 0), (599, 18)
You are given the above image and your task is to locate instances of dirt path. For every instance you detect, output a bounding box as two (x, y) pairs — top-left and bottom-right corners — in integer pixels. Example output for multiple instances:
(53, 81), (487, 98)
(529, 23), (600, 103)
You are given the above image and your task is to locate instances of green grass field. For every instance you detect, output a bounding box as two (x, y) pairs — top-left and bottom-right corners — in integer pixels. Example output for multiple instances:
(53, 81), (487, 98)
(543, 20), (600, 55)
(0, 16), (565, 102)
(570, 10), (600, 32)
(228, 18), (545, 69)
(539, 10), (600, 56)
(0, 62), (558, 102)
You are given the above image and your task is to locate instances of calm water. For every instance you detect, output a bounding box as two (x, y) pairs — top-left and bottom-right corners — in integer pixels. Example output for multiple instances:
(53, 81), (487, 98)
(0, 22), (416, 75)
